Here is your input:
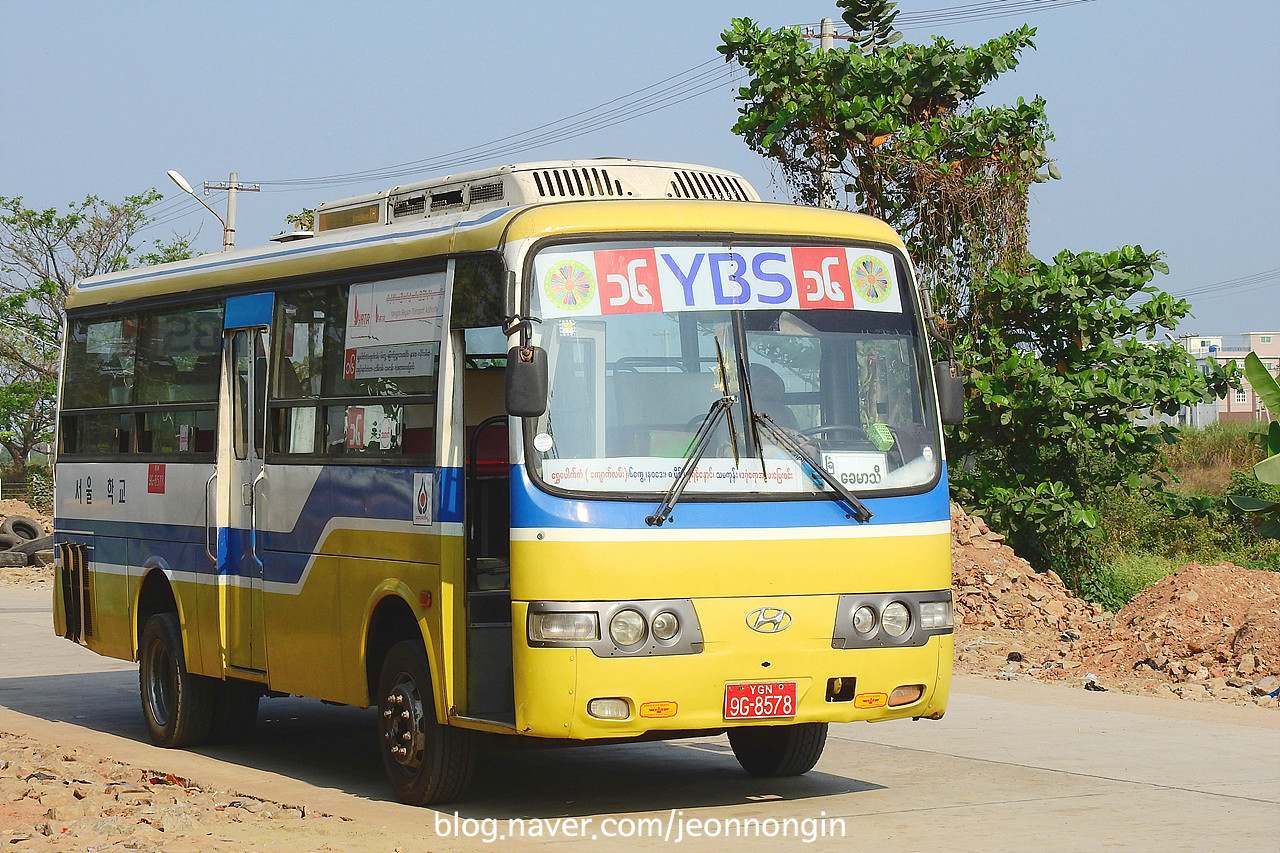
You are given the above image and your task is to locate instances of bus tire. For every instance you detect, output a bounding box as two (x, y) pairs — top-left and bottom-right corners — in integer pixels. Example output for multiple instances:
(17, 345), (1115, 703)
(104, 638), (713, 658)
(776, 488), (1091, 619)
(210, 679), (261, 743)
(728, 722), (828, 777)
(139, 613), (215, 748)
(377, 640), (475, 805)
(2, 516), (43, 541)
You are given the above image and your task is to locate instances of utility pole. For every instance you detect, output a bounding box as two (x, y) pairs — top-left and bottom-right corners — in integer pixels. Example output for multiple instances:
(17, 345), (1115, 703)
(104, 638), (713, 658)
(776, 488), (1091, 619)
(818, 17), (836, 209)
(202, 172), (260, 251)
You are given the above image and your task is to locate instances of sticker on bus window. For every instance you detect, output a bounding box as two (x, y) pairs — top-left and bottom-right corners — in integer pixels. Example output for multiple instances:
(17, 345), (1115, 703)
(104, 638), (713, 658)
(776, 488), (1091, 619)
(346, 407), (365, 449)
(540, 457), (812, 493)
(344, 272), (446, 379)
(534, 245), (901, 319)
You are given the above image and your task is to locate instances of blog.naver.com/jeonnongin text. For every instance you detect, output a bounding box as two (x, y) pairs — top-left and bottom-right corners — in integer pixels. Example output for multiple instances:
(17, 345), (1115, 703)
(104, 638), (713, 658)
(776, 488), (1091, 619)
(434, 810), (847, 844)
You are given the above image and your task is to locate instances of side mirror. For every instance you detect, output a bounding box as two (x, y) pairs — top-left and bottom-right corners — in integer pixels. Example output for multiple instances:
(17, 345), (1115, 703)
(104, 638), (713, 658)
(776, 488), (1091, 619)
(506, 346), (548, 417)
(934, 361), (964, 426)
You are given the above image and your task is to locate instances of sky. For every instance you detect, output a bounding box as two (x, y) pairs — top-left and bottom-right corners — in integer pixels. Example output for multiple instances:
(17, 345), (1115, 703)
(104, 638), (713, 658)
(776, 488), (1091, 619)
(2, 0), (1277, 338)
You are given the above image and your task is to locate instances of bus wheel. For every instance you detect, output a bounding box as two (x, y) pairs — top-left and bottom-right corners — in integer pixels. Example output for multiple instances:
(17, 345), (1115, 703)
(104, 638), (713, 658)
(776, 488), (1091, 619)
(728, 722), (828, 777)
(138, 613), (214, 748)
(377, 640), (475, 805)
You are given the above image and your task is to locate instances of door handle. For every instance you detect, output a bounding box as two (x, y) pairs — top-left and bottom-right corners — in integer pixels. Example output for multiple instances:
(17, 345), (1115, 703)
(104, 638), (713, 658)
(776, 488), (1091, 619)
(204, 470), (218, 563)
(250, 468), (267, 568)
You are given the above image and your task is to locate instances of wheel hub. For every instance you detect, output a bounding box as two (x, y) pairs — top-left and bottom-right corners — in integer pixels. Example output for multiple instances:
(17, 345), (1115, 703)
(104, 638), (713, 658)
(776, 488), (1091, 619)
(382, 674), (426, 770)
(145, 642), (176, 727)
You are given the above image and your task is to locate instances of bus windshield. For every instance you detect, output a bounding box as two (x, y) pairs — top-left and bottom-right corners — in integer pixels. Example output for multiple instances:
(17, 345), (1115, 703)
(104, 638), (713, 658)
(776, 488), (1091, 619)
(527, 240), (941, 498)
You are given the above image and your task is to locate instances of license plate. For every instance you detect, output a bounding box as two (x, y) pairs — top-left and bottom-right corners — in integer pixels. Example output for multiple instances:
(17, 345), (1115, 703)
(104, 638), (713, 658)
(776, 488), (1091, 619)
(724, 681), (797, 720)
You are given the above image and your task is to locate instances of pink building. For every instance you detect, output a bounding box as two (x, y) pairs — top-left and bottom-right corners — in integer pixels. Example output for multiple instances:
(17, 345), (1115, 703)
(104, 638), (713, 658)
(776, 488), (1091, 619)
(1181, 333), (1280, 423)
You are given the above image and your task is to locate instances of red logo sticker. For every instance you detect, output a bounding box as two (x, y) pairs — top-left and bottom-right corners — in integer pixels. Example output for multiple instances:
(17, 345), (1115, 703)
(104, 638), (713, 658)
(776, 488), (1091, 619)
(594, 249), (663, 314)
(345, 407), (365, 449)
(147, 463), (166, 494)
(792, 247), (852, 310)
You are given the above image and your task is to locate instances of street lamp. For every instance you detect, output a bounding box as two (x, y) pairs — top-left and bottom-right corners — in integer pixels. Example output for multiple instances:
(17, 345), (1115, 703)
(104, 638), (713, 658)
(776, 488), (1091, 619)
(166, 169), (231, 251)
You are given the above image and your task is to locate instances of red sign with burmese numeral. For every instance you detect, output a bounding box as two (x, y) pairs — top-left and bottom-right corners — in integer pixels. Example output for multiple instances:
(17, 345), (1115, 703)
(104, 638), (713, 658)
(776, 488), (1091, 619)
(724, 681), (797, 720)
(792, 246), (853, 310)
(595, 248), (663, 314)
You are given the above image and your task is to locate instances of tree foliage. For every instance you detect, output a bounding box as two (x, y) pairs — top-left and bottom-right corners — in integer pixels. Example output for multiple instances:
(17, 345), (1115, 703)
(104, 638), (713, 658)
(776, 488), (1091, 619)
(948, 246), (1235, 581)
(719, 0), (1056, 328)
(0, 191), (192, 471)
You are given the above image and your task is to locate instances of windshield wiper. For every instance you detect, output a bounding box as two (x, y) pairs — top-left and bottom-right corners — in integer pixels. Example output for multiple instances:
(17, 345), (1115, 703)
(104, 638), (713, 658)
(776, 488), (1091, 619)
(753, 412), (874, 523)
(645, 394), (737, 527)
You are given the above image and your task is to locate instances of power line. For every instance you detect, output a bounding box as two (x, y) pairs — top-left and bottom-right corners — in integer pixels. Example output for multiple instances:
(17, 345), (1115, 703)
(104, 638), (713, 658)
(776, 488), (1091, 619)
(799, 0), (1097, 32)
(1169, 268), (1280, 302)
(245, 58), (732, 190)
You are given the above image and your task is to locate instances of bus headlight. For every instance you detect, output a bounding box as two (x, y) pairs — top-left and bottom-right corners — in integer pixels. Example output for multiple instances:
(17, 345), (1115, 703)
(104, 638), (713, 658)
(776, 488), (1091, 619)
(919, 600), (953, 630)
(881, 602), (911, 637)
(609, 609), (647, 646)
(530, 611), (599, 642)
(852, 606), (877, 634)
(651, 611), (680, 641)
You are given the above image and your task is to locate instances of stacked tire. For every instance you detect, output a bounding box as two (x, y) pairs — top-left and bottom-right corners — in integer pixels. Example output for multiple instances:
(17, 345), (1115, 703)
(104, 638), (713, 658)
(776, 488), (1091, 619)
(0, 515), (53, 567)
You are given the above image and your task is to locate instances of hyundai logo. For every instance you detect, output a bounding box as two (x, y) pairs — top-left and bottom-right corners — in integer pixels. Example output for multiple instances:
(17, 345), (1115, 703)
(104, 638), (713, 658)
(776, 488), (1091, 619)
(747, 607), (792, 633)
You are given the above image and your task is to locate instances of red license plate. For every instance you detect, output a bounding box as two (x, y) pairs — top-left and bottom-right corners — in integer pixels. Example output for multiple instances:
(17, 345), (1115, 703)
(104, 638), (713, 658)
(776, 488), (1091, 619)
(724, 681), (797, 720)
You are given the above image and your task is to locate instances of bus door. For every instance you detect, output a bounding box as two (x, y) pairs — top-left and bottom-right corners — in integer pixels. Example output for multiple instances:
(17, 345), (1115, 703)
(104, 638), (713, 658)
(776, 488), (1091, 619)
(459, 328), (514, 721)
(215, 294), (273, 676)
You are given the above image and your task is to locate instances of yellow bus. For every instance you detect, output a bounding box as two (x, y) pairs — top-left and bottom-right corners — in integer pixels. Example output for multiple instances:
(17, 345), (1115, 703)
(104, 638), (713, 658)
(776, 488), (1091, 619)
(54, 159), (961, 804)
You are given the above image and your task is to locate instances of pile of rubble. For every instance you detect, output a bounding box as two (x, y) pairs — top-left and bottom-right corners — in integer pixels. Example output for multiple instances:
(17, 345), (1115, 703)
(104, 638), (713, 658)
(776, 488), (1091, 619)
(1076, 563), (1280, 698)
(951, 504), (1107, 635)
(950, 503), (1280, 707)
(0, 731), (351, 852)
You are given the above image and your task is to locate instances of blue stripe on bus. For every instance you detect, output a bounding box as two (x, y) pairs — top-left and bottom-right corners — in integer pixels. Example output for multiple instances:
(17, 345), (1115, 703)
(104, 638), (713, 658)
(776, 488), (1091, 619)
(57, 462), (951, 585)
(58, 465), (459, 584)
(509, 463), (951, 530)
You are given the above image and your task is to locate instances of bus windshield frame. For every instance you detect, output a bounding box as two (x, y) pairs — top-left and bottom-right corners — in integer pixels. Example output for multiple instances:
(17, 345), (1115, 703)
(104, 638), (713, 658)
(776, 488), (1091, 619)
(523, 237), (943, 503)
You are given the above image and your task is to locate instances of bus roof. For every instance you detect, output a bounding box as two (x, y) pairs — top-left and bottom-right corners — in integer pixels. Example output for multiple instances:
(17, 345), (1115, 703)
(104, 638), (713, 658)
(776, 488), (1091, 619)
(67, 164), (905, 311)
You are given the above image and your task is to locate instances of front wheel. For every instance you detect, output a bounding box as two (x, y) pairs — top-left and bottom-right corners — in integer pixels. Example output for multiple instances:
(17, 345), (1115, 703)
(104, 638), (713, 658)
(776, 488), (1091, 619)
(138, 613), (215, 747)
(728, 722), (828, 777)
(377, 640), (475, 805)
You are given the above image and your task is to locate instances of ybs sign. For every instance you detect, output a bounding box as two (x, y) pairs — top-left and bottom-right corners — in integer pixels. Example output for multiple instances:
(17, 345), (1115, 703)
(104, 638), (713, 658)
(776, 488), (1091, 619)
(536, 244), (901, 318)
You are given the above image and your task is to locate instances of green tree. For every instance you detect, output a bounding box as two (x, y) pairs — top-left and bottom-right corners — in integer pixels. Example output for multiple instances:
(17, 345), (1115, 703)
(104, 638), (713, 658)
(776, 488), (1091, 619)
(0, 191), (192, 472)
(949, 247), (1234, 584)
(719, 0), (1056, 323)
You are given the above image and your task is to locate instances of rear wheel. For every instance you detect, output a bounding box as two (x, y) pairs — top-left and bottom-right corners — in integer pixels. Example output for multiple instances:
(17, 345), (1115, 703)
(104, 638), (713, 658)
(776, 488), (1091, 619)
(377, 640), (475, 805)
(728, 722), (828, 777)
(139, 613), (215, 747)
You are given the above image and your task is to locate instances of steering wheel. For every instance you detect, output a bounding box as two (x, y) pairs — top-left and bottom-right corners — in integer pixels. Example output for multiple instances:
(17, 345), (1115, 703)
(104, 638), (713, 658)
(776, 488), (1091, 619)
(799, 424), (870, 441)
(800, 424), (906, 469)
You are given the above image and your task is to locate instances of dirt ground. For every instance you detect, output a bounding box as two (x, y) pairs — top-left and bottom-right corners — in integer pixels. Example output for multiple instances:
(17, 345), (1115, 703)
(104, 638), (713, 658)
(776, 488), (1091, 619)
(2, 499), (1278, 849)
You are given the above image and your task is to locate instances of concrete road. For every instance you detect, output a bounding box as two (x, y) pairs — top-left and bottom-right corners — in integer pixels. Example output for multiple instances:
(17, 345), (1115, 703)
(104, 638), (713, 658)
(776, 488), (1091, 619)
(3, 586), (1278, 851)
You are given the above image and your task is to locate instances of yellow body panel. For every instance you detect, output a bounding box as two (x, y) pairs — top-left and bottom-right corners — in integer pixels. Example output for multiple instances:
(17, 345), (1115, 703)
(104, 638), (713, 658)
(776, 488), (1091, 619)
(509, 531), (952, 738)
(511, 531), (951, 601)
(512, 597), (951, 739)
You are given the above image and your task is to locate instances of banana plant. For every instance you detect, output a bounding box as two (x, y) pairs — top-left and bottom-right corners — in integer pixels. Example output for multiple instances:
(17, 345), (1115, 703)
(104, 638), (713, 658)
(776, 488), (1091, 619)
(1226, 352), (1280, 538)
